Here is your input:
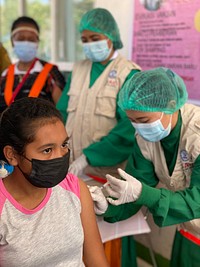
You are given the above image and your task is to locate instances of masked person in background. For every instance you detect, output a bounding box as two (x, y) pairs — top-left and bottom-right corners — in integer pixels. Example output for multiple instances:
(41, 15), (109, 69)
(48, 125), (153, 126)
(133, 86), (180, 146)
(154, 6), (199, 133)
(56, 8), (141, 267)
(0, 16), (66, 114)
(90, 67), (200, 267)
(0, 43), (11, 75)
(0, 97), (109, 267)
(57, 8), (141, 179)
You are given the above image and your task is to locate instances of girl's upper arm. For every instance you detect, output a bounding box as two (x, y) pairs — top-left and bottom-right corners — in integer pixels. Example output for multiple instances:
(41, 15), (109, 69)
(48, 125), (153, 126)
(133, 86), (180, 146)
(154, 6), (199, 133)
(79, 179), (109, 267)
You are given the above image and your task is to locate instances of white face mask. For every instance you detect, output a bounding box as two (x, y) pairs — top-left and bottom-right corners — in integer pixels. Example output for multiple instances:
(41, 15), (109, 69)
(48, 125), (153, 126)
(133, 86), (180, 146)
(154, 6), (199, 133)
(82, 39), (112, 62)
(131, 113), (172, 142)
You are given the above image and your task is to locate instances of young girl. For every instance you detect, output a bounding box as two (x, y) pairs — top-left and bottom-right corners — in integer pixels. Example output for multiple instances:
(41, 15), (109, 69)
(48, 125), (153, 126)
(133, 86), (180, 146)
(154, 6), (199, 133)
(0, 97), (109, 267)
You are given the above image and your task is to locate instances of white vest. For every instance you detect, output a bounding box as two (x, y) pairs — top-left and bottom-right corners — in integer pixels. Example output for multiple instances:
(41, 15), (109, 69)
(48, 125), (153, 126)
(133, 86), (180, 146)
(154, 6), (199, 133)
(137, 104), (200, 237)
(66, 55), (140, 176)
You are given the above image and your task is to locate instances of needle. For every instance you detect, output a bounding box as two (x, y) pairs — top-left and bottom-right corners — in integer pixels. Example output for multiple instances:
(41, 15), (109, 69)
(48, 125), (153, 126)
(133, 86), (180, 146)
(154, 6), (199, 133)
(100, 182), (109, 189)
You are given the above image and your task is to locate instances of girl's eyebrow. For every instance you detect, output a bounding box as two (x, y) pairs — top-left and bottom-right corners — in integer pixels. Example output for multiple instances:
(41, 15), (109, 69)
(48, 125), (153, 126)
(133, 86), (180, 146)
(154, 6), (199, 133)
(38, 143), (55, 150)
(38, 137), (69, 150)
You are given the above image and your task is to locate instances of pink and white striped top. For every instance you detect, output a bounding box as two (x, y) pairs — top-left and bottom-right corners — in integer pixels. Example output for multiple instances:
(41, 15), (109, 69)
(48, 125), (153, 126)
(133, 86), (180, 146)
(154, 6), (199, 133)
(0, 173), (85, 267)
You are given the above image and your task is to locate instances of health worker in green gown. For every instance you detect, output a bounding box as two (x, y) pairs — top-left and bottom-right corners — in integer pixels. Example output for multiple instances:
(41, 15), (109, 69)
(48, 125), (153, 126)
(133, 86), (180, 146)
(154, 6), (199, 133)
(90, 67), (200, 267)
(56, 8), (141, 179)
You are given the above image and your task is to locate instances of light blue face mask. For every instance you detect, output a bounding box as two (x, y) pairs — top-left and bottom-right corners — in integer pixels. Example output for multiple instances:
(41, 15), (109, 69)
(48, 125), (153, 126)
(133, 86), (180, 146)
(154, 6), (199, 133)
(132, 113), (172, 142)
(82, 39), (112, 62)
(13, 41), (38, 62)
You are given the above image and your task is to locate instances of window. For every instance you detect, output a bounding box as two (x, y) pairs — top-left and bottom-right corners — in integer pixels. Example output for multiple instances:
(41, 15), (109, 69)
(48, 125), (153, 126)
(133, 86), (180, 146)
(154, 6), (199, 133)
(0, 0), (94, 65)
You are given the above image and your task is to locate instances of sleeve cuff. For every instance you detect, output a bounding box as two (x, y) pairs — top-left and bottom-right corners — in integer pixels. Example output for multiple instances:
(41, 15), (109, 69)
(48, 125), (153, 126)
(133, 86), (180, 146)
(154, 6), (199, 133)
(135, 182), (161, 208)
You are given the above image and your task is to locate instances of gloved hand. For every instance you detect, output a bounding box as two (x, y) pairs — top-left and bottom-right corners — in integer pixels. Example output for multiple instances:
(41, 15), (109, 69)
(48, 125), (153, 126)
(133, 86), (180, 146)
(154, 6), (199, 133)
(88, 186), (108, 215)
(105, 168), (142, 205)
(68, 154), (88, 176)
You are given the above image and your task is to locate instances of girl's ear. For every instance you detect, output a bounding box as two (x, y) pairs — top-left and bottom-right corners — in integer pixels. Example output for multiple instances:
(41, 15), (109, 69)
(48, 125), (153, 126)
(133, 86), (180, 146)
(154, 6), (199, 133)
(3, 146), (18, 166)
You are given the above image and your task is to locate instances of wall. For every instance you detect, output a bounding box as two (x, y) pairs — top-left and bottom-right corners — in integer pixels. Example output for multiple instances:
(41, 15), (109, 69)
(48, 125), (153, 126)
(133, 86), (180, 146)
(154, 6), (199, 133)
(94, 0), (134, 59)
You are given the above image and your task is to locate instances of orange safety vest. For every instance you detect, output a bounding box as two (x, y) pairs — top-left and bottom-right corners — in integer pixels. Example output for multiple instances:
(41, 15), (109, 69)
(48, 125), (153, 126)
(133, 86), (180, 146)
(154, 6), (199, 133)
(4, 62), (54, 106)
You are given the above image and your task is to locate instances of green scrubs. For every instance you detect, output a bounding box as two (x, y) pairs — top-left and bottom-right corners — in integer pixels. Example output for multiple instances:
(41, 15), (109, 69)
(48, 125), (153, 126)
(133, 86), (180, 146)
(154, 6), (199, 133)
(57, 60), (140, 267)
(104, 112), (200, 266)
(57, 61), (139, 167)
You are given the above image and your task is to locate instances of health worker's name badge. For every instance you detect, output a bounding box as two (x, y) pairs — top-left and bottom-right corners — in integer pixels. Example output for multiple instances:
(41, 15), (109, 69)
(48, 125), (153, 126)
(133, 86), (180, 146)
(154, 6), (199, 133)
(180, 149), (193, 171)
(107, 70), (118, 87)
(180, 149), (189, 162)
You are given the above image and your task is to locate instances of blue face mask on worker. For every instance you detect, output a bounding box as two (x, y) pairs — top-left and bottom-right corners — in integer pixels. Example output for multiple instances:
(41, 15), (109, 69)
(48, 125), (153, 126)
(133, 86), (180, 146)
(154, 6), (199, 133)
(132, 113), (172, 142)
(82, 39), (112, 62)
(13, 41), (38, 62)
(18, 150), (70, 188)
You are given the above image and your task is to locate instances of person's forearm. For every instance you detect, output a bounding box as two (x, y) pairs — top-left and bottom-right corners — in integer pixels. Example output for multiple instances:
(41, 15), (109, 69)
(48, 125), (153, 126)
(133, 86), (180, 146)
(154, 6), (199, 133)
(103, 202), (141, 223)
(136, 183), (200, 227)
(84, 117), (135, 166)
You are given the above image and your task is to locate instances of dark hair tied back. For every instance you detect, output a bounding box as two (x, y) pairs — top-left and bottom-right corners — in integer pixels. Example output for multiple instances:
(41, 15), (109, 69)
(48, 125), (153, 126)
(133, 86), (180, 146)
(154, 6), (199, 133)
(11, 16), (40, 33)
(0, 97), (62, 162)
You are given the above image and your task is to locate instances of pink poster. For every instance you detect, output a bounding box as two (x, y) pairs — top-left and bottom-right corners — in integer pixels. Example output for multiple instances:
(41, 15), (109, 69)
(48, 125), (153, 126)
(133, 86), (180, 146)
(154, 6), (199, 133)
(132, 0), (200, 101)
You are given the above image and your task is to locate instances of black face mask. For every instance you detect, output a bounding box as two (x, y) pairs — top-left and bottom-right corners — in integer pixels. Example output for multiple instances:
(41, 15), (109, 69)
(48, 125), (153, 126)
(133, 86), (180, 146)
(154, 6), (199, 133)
(18, 150), (70, 188)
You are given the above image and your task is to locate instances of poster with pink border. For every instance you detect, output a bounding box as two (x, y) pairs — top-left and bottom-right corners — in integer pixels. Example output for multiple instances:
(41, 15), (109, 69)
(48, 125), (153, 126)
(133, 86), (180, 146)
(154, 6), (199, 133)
(132, 0), (200, 101)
